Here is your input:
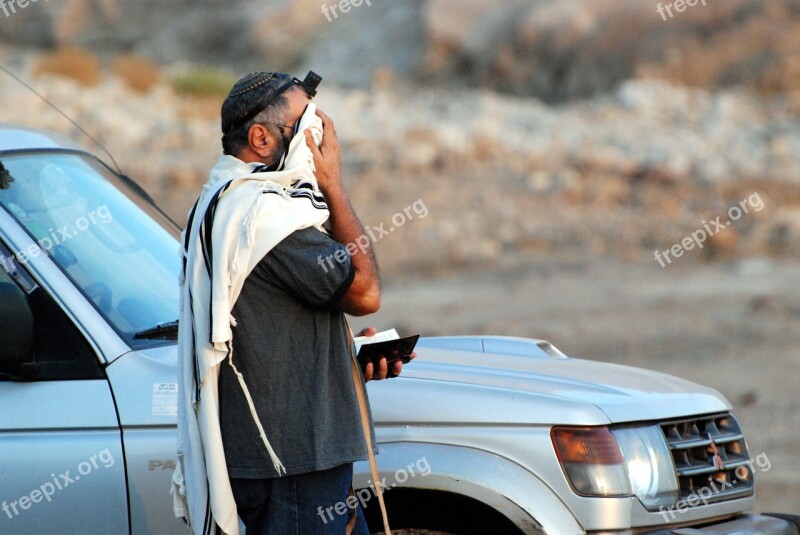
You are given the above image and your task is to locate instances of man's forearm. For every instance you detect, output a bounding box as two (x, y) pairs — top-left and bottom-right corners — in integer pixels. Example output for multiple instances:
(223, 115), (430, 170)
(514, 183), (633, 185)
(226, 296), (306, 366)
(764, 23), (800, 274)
(305, 109), (380, 315)
(323, 183), (381, 315)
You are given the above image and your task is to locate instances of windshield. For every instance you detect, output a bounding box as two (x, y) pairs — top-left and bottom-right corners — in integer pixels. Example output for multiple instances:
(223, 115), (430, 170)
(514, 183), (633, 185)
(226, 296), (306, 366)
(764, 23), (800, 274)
(0, 152), (180, 348)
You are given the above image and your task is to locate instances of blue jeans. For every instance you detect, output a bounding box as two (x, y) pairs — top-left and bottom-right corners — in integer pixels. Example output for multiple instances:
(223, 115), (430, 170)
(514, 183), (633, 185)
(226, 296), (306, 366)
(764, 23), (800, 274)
(230, 463), (370, 535)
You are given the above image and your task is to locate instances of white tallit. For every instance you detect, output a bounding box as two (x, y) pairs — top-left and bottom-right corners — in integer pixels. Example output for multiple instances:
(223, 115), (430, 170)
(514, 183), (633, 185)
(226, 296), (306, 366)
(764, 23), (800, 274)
(171, 104), (330, 535)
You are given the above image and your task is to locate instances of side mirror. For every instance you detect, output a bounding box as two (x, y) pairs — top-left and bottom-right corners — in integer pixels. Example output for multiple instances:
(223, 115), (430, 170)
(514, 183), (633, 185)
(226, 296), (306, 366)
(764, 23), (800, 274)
(0, 281), (34, 377)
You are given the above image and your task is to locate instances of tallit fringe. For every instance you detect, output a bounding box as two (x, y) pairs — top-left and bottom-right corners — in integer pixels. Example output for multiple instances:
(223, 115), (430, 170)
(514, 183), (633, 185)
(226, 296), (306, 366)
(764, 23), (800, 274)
(226, 342), (286, 476)
(242, 190), (268, 248)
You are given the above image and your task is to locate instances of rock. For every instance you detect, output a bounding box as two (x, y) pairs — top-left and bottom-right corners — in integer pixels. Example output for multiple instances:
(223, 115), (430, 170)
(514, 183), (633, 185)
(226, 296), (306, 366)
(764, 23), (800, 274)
(249, 0), (327, 69)
(422, 0), (500, 70)
(737, 391), (758, 408)
(764, 209), (800, 256)
(704, 228), (740, 260)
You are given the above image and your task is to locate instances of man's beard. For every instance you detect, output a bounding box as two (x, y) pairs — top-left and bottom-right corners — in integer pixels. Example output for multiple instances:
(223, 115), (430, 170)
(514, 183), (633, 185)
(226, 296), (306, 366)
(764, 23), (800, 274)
(267, 143), (285, 169)
(266, 131), (291, 171)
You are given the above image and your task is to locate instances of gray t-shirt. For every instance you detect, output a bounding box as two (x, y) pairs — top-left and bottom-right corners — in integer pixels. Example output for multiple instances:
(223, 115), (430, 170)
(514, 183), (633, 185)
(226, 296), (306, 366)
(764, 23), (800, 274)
(219, 226), (370, 479)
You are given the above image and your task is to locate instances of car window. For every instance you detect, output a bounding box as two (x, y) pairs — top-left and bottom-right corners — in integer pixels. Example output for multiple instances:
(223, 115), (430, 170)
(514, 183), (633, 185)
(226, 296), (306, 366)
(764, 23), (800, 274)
(0, 247), (104, 381)
(0, 152), (179, 349)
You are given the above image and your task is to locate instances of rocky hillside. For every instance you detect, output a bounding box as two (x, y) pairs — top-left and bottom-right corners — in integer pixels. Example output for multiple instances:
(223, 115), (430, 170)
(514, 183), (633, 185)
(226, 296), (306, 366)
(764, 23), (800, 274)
(2, 0), (799, 275)
(3, 0), (800, 102)
(1, 59), (798, 275)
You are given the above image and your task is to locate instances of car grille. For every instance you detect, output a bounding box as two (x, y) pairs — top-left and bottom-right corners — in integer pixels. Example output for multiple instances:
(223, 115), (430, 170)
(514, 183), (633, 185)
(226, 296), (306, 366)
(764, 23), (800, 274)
(660, 413), (754, 504)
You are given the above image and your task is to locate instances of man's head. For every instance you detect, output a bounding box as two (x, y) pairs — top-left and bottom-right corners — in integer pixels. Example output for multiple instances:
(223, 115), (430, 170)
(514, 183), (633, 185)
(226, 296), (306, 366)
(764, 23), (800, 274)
(221, 71), (320, 166)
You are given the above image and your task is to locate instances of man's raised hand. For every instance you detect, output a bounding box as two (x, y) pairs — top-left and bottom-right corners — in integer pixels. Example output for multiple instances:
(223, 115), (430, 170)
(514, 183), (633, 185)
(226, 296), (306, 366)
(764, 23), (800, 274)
(305, 108), (341, 193)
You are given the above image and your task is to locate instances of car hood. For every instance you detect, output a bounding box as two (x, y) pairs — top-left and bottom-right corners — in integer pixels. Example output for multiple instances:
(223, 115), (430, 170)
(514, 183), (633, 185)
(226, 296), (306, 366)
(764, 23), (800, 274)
(366, 336), (730, 426)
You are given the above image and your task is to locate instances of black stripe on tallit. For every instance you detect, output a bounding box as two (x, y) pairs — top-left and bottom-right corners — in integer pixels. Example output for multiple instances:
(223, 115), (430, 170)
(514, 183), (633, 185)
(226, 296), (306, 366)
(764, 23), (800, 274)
(200, 183), (229, 278)
(259, 187), (328, 211)
(287, 189), (328, 209)
(199, 181), (234, 343)
(188, 287), (201, 402)
(183, 199), (200, 277)
(202, 486), (212, 535)
(182, 199), (203, 401)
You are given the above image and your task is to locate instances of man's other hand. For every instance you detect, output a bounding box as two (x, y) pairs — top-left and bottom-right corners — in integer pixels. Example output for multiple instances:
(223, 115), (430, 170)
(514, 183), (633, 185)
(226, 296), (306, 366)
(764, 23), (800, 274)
(357, 327), (417, 382)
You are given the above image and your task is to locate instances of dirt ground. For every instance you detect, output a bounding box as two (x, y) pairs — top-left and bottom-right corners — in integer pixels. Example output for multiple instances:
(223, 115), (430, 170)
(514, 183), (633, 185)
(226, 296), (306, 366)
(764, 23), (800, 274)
(350, 257), (800, 513)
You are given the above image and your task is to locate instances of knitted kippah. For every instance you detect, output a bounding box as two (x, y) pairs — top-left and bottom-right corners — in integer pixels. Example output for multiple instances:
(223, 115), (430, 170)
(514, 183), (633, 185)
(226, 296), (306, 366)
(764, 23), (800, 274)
(221, 71), (295, 135)
(228, 72), (278, 97)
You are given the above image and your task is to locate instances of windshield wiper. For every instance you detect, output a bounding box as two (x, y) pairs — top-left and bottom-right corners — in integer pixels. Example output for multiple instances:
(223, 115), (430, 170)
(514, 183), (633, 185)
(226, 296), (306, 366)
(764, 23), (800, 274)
(133, 320), (179, 340)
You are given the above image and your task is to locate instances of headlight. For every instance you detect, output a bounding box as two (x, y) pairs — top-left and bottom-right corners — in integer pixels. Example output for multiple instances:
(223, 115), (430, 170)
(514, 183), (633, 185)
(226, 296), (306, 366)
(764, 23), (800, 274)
(613, 426), (679, 510)
(552, 425), (679, 509)
(552, 427), (631, 497)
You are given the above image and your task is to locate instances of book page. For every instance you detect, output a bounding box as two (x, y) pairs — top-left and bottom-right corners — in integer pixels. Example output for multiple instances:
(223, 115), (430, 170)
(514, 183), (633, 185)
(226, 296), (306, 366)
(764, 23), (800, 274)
(353, 328), (399, 352)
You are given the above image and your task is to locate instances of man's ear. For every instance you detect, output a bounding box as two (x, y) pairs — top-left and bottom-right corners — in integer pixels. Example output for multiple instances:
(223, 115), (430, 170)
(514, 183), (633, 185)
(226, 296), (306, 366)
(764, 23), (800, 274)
(247, 124), (274, 159)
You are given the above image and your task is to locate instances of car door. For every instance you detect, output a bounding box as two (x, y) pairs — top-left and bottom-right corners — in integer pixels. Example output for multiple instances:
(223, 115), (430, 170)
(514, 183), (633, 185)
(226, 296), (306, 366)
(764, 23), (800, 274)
(105, 344), (185, 534)
(0, 249), (129, 535)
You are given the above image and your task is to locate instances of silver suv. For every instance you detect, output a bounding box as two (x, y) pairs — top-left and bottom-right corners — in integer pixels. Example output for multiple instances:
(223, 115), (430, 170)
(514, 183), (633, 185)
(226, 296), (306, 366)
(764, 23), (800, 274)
(0, 125), (797, 535)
